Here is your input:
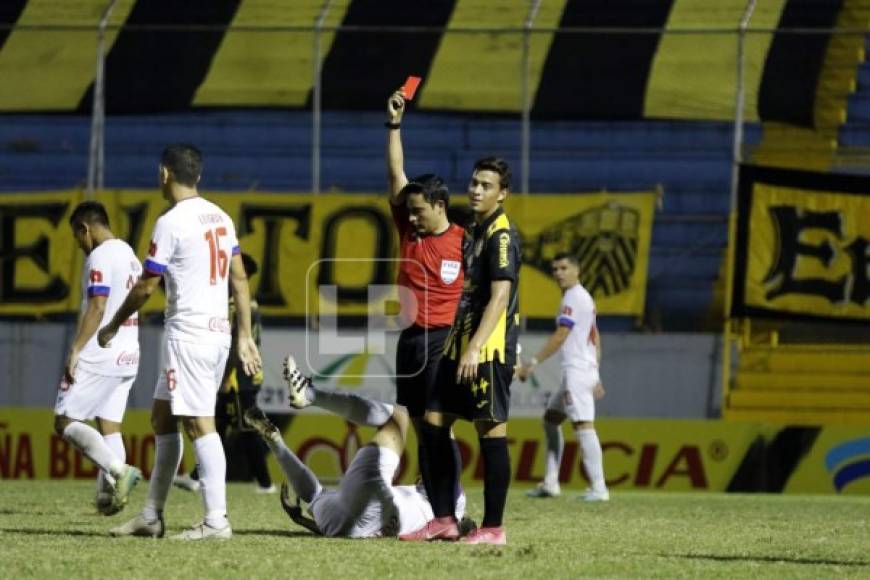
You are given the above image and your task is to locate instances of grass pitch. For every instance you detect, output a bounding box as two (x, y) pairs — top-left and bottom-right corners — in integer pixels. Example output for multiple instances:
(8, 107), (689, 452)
(0, 481), (868, 579)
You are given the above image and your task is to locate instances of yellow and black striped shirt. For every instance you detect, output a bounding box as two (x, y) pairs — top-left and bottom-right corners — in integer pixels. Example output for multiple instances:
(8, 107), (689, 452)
(444, 207), (520, 365)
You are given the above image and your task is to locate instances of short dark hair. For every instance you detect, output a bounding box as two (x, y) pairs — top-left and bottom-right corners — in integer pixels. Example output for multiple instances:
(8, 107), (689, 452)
(69, 201), (110, 229)
(401, 173), (450, 209)
(552, 252), (579, 266)
(473, 157), (511, 191)
(161, 143), (202, 187)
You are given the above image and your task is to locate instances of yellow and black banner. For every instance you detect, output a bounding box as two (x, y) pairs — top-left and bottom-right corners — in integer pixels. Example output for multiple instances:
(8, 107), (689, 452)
(732, 165), (870, 322)
(0, 190), (655, 318)
(4, 407), (870, 495)
(0, 0), (847, 126)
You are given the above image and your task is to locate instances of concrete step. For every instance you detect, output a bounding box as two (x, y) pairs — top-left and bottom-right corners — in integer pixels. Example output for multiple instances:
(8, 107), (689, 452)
(723, 407), (870, 426)
(728, 390), (870, 411)
(738, 346), (870, 374)
(734, 371), (870, 391)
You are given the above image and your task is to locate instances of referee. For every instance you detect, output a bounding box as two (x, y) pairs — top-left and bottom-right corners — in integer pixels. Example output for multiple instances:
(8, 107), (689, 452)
(385, 90), (465, 482)
(401, 157), (520, 546)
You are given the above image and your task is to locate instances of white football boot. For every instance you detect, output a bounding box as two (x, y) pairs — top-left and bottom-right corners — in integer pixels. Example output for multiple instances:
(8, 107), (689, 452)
(109, 513), (165, 538)
(171, 521), (232, 541)
(283, 355), (314, 409)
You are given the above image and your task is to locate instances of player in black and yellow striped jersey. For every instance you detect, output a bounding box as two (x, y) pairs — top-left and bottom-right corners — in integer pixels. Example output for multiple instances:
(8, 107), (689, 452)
(400, 157), (520, 546)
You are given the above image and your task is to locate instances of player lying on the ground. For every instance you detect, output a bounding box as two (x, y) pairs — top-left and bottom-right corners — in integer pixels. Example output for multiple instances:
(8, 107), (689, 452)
(241, 355), (469, 539)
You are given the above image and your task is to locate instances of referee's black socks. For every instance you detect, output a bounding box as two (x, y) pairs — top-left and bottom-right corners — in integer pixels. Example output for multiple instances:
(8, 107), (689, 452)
(418, 436), (463, 508)
(480, 436), (510, 528)
(421, 422), (457, 519)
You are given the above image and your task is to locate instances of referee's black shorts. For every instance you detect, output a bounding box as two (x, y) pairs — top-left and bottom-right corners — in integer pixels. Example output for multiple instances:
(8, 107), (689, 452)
(395, 325), (451, 418)
(430, 357), (513, 423)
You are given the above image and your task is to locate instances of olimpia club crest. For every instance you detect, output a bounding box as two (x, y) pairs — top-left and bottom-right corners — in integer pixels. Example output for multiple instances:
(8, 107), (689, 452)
(522, 202), (641, 298)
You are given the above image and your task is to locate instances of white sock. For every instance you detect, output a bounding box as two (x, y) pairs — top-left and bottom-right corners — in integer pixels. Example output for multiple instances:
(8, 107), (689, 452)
(312, 387), (393, 427)
(103, 432), (126, 462)
(62, 422), (124, 479)
(99, 432), (126, 489)
(194, 433), (228, 529)
(143, 432), (182, 522)
(266, 436), (322, 503)
(542, 421), (564, 488)
(577, 428), (607, 493)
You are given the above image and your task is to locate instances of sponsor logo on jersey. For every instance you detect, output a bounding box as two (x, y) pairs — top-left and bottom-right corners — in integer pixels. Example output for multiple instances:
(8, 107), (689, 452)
(116, 351), (140, 367)
(498, 232), (510, 268)
(208, 317), (232, 334)
(562, 305), (573, 316)
(440, 260), (461, 284)
(89, 269), (103, 283)
(148, 241), (157, 257)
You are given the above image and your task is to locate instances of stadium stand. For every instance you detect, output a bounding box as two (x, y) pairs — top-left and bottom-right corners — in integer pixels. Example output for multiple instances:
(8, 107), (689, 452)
(0, 0), (866, 334)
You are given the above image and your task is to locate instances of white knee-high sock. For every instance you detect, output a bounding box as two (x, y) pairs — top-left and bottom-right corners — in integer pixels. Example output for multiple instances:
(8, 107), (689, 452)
(194, 433), (228, 529)
(143, 432), (182, 522)
(264, 436), (322, 503)
(103, 432), (126, 462)
(576, 428), (607, 492)
(98, 432), (126, 490)
(63, 422), (125, 479)
(312, 387), (393, 427)
(542, 421), (564, 488)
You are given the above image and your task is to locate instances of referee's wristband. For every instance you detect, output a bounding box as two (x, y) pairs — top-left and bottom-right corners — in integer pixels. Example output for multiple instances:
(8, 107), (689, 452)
(385, 122), (401, 129)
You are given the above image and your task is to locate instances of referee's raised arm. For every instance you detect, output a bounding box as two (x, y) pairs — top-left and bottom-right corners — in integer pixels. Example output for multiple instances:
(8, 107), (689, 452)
(386, 89), (409, 203)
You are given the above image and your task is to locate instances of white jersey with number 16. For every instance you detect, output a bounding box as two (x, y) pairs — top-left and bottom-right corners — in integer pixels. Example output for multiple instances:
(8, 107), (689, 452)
(143, 197), (239, 346)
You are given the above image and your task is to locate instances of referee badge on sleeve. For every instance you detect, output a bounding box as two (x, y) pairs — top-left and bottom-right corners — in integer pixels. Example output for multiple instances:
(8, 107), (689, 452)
(440, 260), (461, 284)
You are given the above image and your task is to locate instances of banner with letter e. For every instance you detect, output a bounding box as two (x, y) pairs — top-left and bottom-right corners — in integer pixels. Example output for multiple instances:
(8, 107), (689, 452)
(732, 165), (870, 322)
(0, 189), (655, 319)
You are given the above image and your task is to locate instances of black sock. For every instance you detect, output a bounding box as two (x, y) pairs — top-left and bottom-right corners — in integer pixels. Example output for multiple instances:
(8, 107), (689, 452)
(421, 422), (457, 518)
(417, 441), (431, 497)
(451, 438), (463, 502)
(243, 432), (272, 488)
(480, 437), (510, 528)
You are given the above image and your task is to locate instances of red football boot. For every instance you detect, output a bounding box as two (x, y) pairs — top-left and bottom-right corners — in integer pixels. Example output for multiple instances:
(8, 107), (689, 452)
(398, 516), (460, 542)
(460, 526), (506, 545)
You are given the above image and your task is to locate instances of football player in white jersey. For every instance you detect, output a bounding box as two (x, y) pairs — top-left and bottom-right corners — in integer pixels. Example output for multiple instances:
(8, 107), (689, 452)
(55, 201), (143, 515)
(518, 252), (609, 501)
(241, 355), (467, 539)
(99, 144), (261, 541)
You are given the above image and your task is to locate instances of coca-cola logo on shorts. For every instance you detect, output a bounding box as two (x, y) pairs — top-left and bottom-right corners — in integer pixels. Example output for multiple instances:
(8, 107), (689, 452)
(116, 351), (140, 367)
(208, 317), (231, 334)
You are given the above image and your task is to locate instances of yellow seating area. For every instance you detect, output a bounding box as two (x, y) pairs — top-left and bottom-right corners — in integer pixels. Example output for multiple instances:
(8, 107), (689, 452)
(725, 342), (870, 425)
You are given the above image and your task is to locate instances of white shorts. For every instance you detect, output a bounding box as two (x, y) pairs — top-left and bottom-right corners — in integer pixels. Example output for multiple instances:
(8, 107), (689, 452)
(546, 367), (600, 423)
(54, 368), (134, 423)
(154, 339), (229, 417)
(310, 445), (399, 538)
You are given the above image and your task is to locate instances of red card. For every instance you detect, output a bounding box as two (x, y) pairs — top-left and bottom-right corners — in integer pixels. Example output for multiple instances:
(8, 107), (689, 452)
(402, 76), (422, 101)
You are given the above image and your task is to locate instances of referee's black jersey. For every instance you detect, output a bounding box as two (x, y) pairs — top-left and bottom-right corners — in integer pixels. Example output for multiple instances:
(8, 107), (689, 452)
(444, 206), (521, 366)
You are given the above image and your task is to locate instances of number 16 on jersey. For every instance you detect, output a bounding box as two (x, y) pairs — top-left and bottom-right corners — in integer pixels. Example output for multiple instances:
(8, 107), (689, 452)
(205, 227), (228, 285)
